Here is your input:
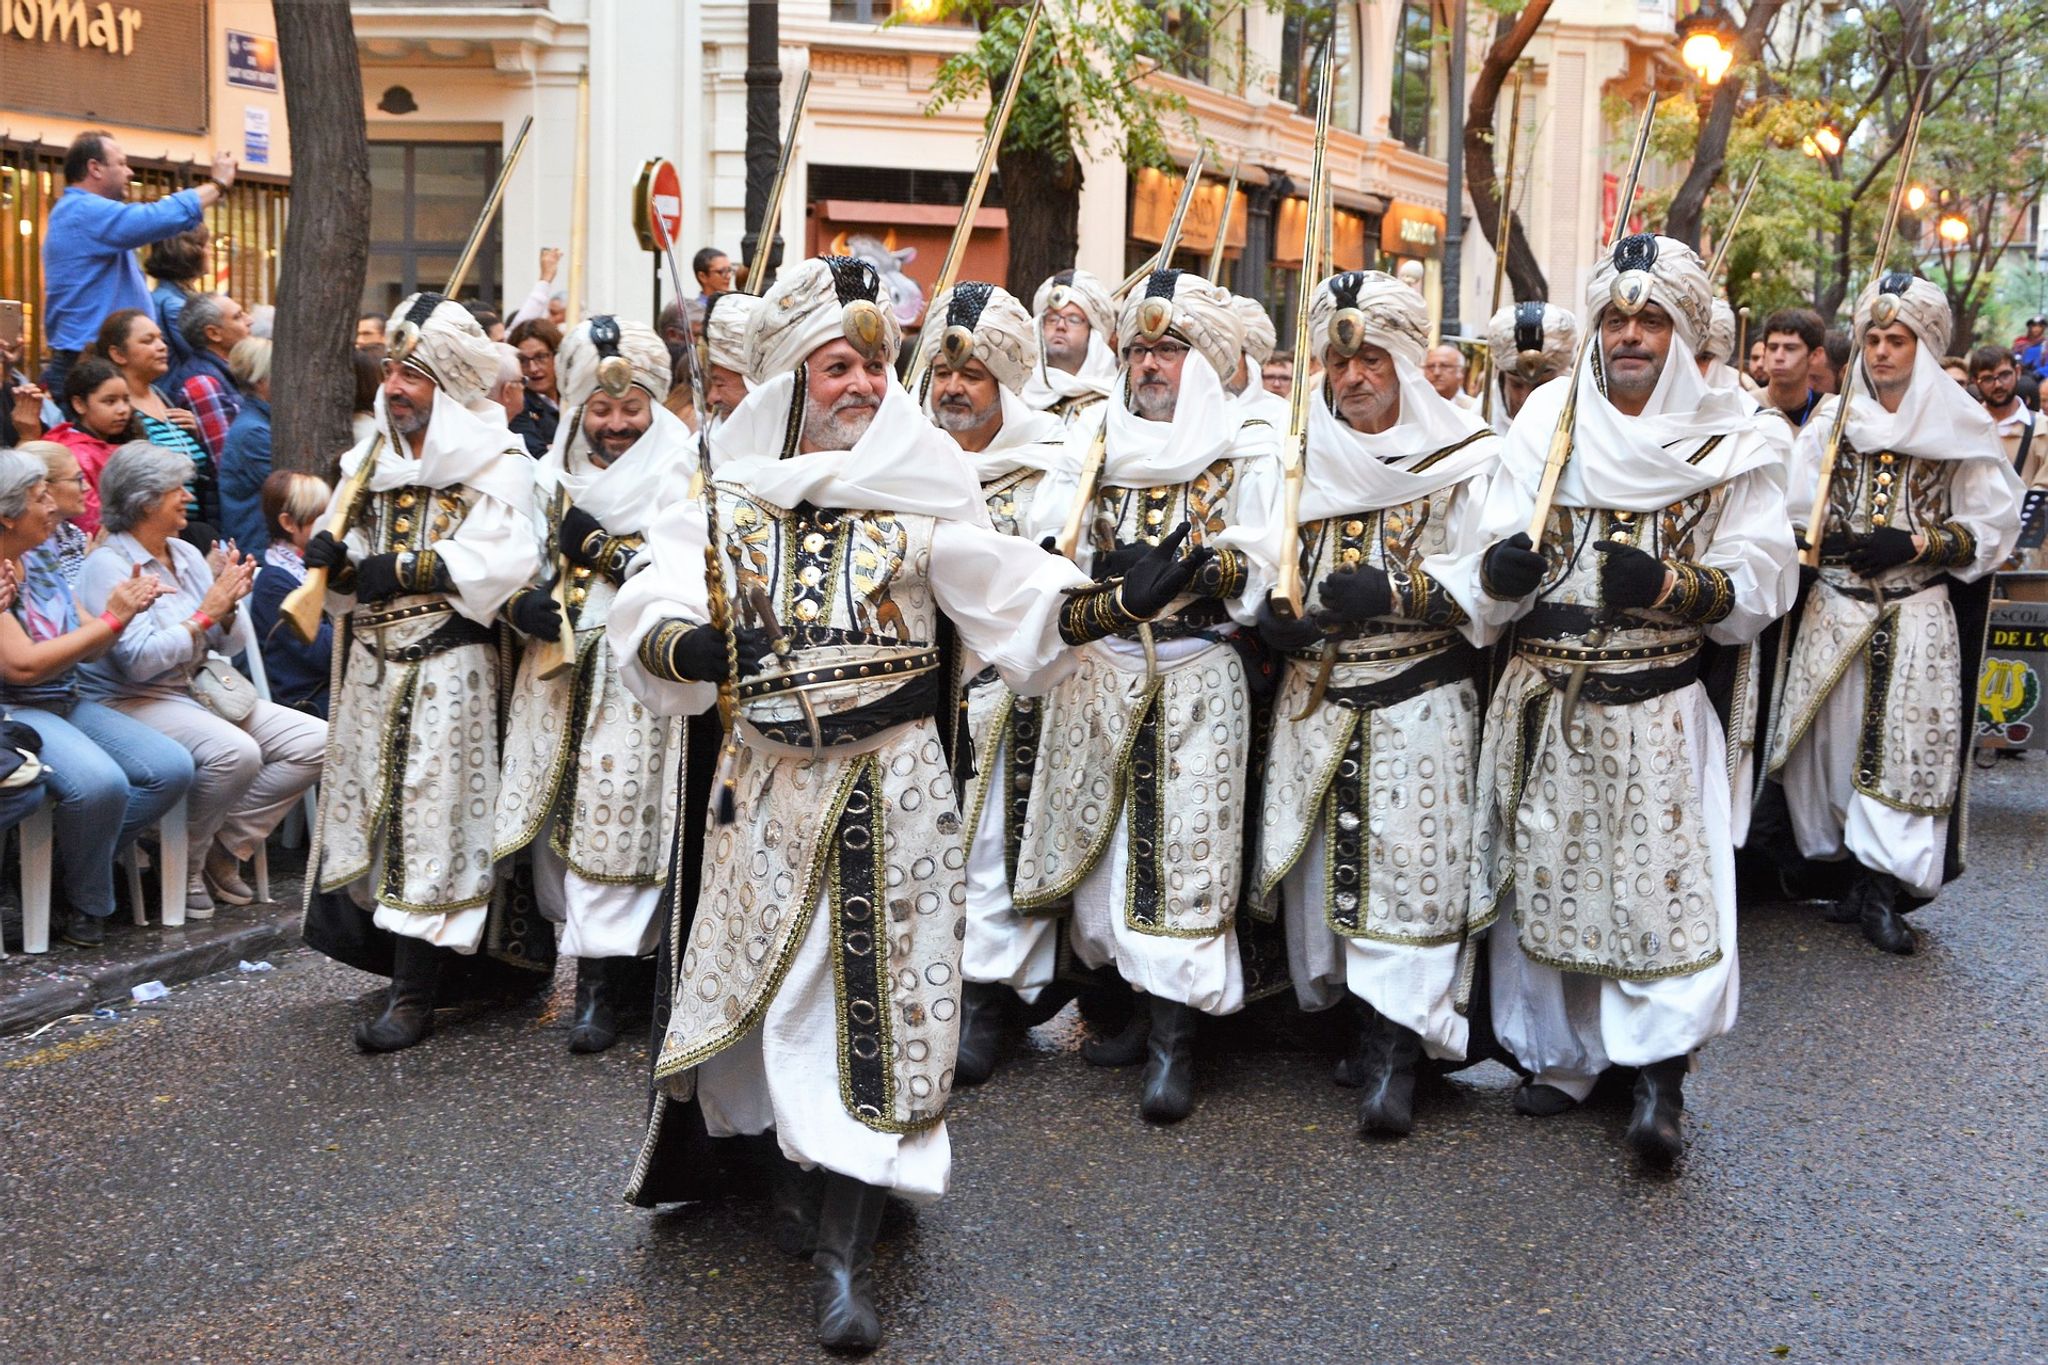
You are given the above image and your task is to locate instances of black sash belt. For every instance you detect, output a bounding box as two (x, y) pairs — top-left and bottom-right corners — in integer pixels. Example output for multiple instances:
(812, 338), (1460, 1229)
(746, 671), (943, 749)
(1320, 640), (1477, 713)
(1117, 597), (1232, 643)
(1824, 577), (1937, 605)
(355, 613), (492, 664)
(1529, 656), (1701, 705)
(735, 648), (941, 702)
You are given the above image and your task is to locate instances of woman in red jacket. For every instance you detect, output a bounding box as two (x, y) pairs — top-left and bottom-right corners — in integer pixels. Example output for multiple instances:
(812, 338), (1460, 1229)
(42, 355), (139, 535)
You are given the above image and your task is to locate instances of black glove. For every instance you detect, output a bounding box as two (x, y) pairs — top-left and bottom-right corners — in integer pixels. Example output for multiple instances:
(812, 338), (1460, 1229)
(1314, 566), (1394, 626)
(1593, 539), (1670, 610)
(1844, 526), (1919, 577)
(1481, 532), (1547, 600)
(558, 504), (606, 567)
(303, 530), (349, 573)
(507, 589), (563, 642)
(1256, 596), (1325, 652)
(1117, 522), (1214, 618)
(353, 552), (403, 603)
(669, 624), (774, 683)
(1092, 540), (1149, 583)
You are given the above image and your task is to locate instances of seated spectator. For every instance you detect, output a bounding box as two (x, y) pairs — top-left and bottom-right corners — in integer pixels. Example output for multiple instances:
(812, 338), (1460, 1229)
(0, 447), (194, 947)
(77, 442), (326, 916)
(169, 293), (252, 462)
(95, 308), (216, 526)
(1, 333), (57, 446)
(21, 440), (93, 583)
(352, 349), (380, 447)
(40, 131), (237, 393)
(249, 471), (333, 718)
(356, 311), (388, 364)
(216, 337), (274, 553)
(145, 225), (212, 368)
(44, 354), (140, 533)
(507, 318), (561, 457)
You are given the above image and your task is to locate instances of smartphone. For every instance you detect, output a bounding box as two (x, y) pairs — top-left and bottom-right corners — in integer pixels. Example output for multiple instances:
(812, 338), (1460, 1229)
(0, 300), (21, 348)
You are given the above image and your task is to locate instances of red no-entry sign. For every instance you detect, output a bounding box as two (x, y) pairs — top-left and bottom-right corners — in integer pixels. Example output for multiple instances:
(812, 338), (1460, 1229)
(633, 158), (683, 253)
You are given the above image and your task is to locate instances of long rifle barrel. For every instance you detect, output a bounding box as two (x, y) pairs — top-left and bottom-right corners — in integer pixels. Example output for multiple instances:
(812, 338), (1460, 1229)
(1480, 72), (1525, 422)
(904, 0), (1047, 394)
(1114, 145), (1210, 297)
(1707, 159), (1765, 280)
(1207, 157), (1243, 280)
(1271, 41), (1337, 616)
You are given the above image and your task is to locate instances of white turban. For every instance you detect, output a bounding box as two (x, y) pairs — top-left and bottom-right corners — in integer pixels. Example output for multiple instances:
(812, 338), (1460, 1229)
(388, 292), (500, 411)
(1229, 294), (1278, 365)
(702, 291), (762, 377)
(557, 315), (672, 409)
(1032, 267), (1115, 345)
(1116, 269), (1244, 383)
(1854, 270), (1953, 357)
(1583, 233), (1713, 350)
(1705, 299), (1737, 361)
(916, 281), (1037, 394)
(1306, 270), (1430, 369)
(1486, 300), (1577, 382)
(747, 255), (904, 381)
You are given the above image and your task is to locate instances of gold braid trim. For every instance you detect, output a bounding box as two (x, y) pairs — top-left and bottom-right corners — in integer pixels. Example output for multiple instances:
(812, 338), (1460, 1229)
(638, 618), (696, 683)
(1058, 584), (1142, 645)
(1190, 547), (1247, 601)
(1661, 561), (1735, 624)
(1918, 521), (1976, 569)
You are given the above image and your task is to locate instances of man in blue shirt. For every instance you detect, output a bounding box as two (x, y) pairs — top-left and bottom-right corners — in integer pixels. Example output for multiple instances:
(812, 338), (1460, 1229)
(40, 131), (238, 391)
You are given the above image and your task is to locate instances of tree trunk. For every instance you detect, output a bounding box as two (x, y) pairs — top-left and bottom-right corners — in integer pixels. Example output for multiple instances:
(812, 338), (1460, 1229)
(271, 0), (370, 479)
(1464, 1), (1551, 303)
(1663, 0), (1788, 251)
(998, 142), (1082, 298)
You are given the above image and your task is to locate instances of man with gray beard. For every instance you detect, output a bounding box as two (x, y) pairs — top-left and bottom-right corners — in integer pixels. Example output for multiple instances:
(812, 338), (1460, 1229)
(611, 256), (1200, 1351)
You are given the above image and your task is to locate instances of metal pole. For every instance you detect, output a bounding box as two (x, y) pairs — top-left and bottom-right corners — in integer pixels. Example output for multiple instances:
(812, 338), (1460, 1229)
(1440, 0), (1467, 337)
(742, 0), (783, 282)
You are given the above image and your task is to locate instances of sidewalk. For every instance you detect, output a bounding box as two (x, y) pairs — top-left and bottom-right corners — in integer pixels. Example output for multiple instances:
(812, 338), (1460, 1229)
(0, 849), (306, 1036)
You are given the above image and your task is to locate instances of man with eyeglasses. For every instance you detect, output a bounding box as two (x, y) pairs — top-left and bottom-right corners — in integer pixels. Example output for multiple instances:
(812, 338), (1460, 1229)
(1016, 268), (1282, 1125)
(1970, 345), (2046, 602)
(301, 294), (543, 1054)
(1020, 267), (1119, 424)
(692, 246), (735, 305)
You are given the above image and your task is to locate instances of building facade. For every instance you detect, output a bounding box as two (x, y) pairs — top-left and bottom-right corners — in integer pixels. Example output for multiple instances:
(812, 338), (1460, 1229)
(0, 0), (291, 361)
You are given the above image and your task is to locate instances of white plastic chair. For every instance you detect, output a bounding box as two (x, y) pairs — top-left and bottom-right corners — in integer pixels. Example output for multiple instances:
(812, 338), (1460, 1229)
(229, 612), (273, 903)
(122, 795), (189, 928)
(10, 798), (53, 955)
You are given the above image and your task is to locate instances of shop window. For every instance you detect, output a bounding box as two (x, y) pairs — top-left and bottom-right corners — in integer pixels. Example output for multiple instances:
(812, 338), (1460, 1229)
(830, 0), (968, 24)
(1279, 4), (1359, 130)
(362, 141), (501, 316)
(1389, 0), (1435, 154)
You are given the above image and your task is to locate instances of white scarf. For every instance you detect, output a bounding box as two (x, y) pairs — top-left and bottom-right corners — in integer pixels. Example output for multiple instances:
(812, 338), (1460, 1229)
(1819, 342), (2004, 464)
(344, 385), (533, 509)
(709, 369), (989, 524)
(1099, 350), (1255, 487)
(1498, 329), (1778, 512)
(1298, 360), (1500, 519)
(927, 381), (1072, 484)
(1232, 372), (1293, 431)
(533, 398), (699, 537)
(1019, 330), (1117, 412)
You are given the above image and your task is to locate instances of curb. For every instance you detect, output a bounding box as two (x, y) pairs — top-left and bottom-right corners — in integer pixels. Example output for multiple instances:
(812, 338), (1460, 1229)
(0, 900), (300, 1037)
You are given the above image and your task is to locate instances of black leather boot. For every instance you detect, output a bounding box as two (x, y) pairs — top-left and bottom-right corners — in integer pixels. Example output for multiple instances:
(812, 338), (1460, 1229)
(1512, 1082), (1580, 1117)
(1081, 993), (1150, 1068)
(354, 936), (445, 1053)
(754, 1134), (824, 1258)
(1355, 1011), (1423, 1138)
(952, 981), (1011, 1087)
(1857, 871), (1917, 955)
(812, 1172), (888, 1354)
(1332, 997), (1373, 1087)
(1625, 1057), (1687, 1170)
(568, 956), (624, 1054)
(1138, 995), (1198, 1123)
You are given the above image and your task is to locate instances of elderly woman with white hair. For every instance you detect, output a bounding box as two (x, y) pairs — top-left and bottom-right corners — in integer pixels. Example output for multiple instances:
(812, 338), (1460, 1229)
(76, 442), (327, 915)
(217, 336), (275, 552)
(0, 447), (195, 946)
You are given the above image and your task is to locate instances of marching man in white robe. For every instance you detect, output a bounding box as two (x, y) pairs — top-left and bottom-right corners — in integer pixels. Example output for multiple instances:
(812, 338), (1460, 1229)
(700, 290), (760, 429)
(1016, 269), (1282, 1124)
(1769, 272), (2020, 954)
(302, 294), (541, 1052)
(1020, 267), (1118, 425)
(493, 316), (693, 1053)
(914, 281), (1075, 1087)
(1485, 300), (1577, 433)
(1442, 235), (1796, 1170)
(608, 255), (1205, 1352)
(1229, 270), (1499, 1138)
(1228, 292), (1291, 428)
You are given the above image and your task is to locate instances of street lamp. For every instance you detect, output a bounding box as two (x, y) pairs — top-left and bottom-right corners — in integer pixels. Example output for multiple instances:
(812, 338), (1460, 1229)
(1938, 213), (1972, 247)
(1677, 2), (1738, 85)
(1905, 184), (1929, 213)
(1802, 124), (1843, 158)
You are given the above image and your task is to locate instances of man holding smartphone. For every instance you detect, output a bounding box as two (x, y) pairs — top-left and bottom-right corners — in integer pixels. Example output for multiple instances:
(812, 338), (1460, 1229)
(40, 131), (237, 392)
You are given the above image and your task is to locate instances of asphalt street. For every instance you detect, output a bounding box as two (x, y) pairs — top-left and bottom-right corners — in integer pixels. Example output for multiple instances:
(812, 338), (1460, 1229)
(2, 764), (2043, 1363)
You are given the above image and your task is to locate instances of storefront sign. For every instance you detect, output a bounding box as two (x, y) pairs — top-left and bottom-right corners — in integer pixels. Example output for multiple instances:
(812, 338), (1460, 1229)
(0, 0), (209, 134)
(1380, 201), (1445, 260)
(1981, 598), (2048, 750)
(1271, 196), (1370, 272)
(226, 29), (278, 93)
(1128, 166), (1246, 255)
(243, 106), (269, 166)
